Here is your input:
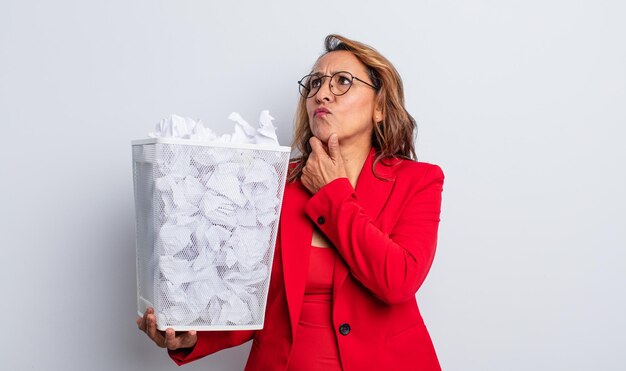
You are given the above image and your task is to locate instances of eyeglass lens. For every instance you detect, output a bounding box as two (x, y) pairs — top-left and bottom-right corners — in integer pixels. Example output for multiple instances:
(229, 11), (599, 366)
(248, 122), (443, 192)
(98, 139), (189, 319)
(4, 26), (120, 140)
(299, 72), (355, 98)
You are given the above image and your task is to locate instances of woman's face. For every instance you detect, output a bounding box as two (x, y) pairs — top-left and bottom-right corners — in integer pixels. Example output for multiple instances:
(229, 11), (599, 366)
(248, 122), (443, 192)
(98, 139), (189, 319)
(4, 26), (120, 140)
(306, 51), (381, 148)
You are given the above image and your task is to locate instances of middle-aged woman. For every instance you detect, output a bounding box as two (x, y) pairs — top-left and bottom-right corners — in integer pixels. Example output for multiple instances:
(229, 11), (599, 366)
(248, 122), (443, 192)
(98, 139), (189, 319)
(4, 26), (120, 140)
(137, 34), (445, 371)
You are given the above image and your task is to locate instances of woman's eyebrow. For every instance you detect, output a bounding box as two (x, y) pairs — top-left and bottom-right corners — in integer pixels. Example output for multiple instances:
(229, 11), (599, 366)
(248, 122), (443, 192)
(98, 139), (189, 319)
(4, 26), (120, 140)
(309, 70), (343, 76)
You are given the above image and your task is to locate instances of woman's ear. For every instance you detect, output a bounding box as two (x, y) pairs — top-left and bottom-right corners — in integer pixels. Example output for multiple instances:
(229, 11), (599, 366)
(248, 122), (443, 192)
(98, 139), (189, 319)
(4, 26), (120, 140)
(373, 106), (383, 124)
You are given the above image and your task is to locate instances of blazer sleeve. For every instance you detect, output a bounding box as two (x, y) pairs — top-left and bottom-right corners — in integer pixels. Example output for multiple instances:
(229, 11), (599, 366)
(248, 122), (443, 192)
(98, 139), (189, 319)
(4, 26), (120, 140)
(168, 330), (255, 366)
(304, 164), (444, 305)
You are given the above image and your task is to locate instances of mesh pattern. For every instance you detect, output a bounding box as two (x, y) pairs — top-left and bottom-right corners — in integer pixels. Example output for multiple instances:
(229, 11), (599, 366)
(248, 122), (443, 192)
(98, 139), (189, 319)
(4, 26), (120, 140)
(132, 141), (290, 330)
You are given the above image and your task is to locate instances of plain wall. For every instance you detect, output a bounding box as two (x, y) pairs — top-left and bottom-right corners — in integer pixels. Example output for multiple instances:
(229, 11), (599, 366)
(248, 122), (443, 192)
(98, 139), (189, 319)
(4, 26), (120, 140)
(1, 1), (624, 370)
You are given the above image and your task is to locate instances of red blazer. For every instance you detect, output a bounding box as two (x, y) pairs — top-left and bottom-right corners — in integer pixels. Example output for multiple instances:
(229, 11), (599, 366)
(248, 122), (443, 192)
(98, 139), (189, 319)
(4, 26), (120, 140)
(170, 147), (444, 371)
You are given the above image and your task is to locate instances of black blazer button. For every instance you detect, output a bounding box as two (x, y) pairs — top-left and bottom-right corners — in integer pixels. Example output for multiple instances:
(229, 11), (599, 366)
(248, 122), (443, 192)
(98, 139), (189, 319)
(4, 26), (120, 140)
(317, 216), (325, 225)
(339, 323), (351, 336)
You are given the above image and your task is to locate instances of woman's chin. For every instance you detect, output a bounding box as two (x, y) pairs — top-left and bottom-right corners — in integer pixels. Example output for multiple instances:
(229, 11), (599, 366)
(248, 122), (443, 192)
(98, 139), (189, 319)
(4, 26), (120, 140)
(311, 121), (336, 141)
(317, 135), (330, 144)
(311, 130), (331, 144)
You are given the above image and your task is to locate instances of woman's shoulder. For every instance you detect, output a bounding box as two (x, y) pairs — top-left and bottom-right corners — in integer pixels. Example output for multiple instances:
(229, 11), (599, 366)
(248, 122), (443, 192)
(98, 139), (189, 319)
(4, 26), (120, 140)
(387, 158), (444, 185)
(386, 156), (443, 176)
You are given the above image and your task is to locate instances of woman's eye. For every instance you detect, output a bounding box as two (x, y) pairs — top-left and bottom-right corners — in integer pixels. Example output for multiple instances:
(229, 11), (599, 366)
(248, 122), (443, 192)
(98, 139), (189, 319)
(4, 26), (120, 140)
(310, 78), (322, 89)
(337, 75), (352, 85)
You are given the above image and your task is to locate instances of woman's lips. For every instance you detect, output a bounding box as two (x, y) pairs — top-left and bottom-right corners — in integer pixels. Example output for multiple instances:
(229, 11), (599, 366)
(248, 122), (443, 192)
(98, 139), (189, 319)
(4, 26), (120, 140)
(314, 107), (330, 117)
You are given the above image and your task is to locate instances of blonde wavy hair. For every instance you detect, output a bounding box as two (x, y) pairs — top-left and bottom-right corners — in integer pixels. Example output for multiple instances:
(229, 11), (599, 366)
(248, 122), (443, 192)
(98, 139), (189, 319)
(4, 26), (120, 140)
(287, 34), (417, 183)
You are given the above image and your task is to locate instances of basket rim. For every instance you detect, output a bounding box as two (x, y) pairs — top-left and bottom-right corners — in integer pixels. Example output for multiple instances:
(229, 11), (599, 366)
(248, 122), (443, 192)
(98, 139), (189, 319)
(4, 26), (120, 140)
(132, 138), (291, 152)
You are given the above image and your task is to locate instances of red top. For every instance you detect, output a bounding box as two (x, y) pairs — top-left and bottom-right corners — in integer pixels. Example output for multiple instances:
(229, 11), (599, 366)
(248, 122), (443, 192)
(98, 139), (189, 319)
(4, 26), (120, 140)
(287, 246), (341, 371)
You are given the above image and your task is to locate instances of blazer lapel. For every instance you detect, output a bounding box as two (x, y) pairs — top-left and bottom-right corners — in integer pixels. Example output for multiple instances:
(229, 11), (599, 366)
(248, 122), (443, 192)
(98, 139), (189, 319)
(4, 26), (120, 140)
(332, 147), (396, 302)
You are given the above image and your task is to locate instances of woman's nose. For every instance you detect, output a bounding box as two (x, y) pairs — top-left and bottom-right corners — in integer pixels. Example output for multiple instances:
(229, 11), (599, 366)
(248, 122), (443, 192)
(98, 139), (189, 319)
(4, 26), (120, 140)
(315, 78), (334, 102)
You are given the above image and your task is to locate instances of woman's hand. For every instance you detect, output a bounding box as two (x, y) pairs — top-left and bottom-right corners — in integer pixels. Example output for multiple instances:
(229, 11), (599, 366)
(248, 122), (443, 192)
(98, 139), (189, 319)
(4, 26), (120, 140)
(136, 308), (198, 350)
(301, 134), (347, 194)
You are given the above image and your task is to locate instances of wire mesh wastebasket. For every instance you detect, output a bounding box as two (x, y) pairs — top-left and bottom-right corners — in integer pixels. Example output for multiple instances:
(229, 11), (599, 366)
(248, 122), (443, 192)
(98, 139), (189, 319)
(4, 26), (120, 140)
(132, 138), (291, 331)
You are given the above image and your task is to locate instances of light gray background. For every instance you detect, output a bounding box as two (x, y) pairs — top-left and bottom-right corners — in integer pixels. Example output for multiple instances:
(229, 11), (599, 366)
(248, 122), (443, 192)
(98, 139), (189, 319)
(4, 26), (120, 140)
(1, 1), (624, 370)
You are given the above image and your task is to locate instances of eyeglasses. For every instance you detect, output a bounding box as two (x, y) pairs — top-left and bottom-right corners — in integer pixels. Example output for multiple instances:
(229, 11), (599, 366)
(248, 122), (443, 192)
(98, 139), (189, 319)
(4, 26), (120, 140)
(298, 71), (377, 99)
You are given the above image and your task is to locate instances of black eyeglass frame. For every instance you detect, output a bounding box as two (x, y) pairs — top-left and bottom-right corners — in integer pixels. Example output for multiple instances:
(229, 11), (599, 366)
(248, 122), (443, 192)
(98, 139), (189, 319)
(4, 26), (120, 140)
(297, 71), (378, 99)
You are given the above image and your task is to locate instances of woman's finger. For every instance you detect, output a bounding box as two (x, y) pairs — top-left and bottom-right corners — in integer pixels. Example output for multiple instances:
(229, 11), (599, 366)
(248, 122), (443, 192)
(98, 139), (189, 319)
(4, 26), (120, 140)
(180, 331), (198, 349)
(141, 310), (149, 330)
(308, 138), (324, 159)
(136, 316), (145, 331)
(137, 307), (154, 332)
(327, 134), (340, 161)
(165, 329), (177, 349)
(164, 329), (198, 350)
(146, 314), (166, 347)
(309, 136), (331, 158)
(178, 331), (198, 349)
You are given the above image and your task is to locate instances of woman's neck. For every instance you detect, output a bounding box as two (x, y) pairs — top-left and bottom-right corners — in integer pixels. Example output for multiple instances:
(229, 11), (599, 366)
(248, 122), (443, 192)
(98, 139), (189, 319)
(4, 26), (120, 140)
(339, 143), (372, 188)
